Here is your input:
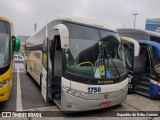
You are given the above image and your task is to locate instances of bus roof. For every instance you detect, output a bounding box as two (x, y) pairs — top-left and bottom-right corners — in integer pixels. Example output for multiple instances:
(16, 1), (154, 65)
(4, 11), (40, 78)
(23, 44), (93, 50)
(47, 16), (117, 32)
(0, 16), (12, 24)
(117, 28), (160, 38)
(138, 40), (160, 58)
(26, 16), (117, 46)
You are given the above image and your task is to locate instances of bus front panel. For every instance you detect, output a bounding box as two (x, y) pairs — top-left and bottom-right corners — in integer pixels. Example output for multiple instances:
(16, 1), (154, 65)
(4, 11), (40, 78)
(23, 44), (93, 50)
(59, 23), (128, 111)
(61, 77), (128, 111)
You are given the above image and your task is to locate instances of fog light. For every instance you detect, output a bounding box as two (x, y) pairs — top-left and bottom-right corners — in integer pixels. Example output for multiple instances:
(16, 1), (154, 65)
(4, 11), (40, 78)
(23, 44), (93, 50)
(0, 79), (9, 88)
(66, 102), (72, 108)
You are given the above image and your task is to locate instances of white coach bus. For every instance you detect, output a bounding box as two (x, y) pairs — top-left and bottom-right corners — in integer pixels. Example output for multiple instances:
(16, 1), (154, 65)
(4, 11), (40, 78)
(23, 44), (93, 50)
(25, 16), (128, 112)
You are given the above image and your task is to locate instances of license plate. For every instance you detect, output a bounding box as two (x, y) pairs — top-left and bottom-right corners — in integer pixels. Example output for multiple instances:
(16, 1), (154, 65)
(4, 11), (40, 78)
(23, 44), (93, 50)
(99, 101), (111, 108)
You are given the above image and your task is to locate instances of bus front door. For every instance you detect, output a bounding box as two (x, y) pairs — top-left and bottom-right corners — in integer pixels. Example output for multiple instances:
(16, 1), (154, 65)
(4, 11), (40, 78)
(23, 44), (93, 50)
(50, 36), (62, 103)
(133, 46), (150, 97)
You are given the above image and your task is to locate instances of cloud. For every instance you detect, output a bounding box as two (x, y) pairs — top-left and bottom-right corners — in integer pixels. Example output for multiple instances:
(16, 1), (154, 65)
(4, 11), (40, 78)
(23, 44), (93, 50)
(0, 0), (160, 36)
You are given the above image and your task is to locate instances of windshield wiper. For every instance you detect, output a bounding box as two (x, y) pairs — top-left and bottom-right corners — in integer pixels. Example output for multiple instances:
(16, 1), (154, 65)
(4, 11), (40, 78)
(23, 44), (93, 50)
(103, 44), (121, 78)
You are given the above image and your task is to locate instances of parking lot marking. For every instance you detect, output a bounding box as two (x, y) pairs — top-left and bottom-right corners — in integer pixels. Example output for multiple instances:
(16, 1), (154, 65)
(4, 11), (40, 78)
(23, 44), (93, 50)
(22, 106), (58, 111)
(14, 71), (26, 73)
(16, 67), (23, 111)
(124, 102), (142, 111)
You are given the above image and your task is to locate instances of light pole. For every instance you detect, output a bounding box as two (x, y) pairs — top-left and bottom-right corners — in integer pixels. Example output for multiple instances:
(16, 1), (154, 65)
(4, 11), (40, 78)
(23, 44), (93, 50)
(133, 13), (138, 29)
(34, 23), (37, 32)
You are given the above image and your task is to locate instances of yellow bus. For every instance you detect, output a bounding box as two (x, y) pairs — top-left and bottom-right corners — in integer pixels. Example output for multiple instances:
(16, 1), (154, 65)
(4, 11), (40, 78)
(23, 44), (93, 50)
(0, 16), (20, 102)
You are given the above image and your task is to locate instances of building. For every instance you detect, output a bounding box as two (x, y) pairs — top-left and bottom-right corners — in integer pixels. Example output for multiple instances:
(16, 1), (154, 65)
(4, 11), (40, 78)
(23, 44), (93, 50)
(145, 18), (160, 33)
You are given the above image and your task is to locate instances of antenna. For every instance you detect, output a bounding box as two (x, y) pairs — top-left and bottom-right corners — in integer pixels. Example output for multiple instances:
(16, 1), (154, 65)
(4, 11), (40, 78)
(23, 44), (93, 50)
(34, 23), (37, 32)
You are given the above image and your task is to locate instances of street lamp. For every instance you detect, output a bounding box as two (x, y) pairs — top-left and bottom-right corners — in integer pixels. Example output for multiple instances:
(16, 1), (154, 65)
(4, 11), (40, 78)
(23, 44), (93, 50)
(133, 13), (138, 29)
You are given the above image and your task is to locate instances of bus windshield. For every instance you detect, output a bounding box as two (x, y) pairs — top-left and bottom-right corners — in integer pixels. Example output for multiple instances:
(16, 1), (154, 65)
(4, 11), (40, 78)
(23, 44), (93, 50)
(65, 23), (126, 79)
(0, 20), (10, 68)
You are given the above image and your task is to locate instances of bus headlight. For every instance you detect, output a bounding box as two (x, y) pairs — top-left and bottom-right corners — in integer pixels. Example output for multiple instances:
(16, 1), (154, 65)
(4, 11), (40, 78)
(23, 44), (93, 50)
(0, 79), (9, 88)
(62, 86), (87, 97)
(62, 86), (70, 92)
(68, 90), (87, 97)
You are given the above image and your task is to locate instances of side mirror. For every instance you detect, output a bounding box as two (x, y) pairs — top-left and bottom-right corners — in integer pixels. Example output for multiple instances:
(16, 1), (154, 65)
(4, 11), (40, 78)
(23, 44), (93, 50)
(13, 36), (21, 52)
(53, 24), (69, 49)
(134, 56), (145, 73)
(154, 64), (160, 73)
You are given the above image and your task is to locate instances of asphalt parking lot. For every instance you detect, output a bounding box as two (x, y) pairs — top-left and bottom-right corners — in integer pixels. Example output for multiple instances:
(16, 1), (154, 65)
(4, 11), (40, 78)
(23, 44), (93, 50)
(0, 63), (159, 120)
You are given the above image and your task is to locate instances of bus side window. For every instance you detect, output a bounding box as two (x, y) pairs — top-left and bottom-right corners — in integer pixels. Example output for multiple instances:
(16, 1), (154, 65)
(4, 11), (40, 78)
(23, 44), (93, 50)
(42, 39), (48, 69)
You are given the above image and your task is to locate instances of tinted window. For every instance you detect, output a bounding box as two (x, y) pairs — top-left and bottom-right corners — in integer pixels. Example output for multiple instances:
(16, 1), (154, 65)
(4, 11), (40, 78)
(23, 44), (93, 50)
(119, 32), (145, 40)
(150, 36), (160, 43)
(151, 46), (160, 66)
(0, 20), (10, 67)
(65, 23), (126, 79)
(0, 20), (10, 35)
(65, 23), (100, 59)
(42, 39), (47, 69)
(66, 23), (100, 40)
(100, 30), (120, 59)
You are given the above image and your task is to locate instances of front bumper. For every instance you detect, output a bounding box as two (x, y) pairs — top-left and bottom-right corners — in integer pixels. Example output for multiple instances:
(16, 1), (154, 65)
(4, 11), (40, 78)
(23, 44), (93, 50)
(0, 82), (10, 102)
(60, 88), (128, 112)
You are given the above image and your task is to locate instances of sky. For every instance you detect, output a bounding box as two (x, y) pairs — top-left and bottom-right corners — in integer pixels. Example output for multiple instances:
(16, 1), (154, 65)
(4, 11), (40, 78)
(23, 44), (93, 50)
(0, 0), (160, 36)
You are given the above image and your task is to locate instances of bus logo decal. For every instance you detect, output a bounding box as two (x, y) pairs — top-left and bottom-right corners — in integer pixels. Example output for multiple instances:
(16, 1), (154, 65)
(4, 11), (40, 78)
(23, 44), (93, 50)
(104, 93), (108, 99)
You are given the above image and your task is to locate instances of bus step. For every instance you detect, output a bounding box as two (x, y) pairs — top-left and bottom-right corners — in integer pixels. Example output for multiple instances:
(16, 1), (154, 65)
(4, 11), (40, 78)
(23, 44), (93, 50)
(134, 85), (150, 93)
(50, 89), (61, 92)
(54, 94), (61, 99)
(134, 90), (150, 97)
(52, 77), (61, 82)
(135, 81), (150, 87)
(50, 82), (61, 85)
(51, 84), (61, 89)
(134, 77), (150, 83)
